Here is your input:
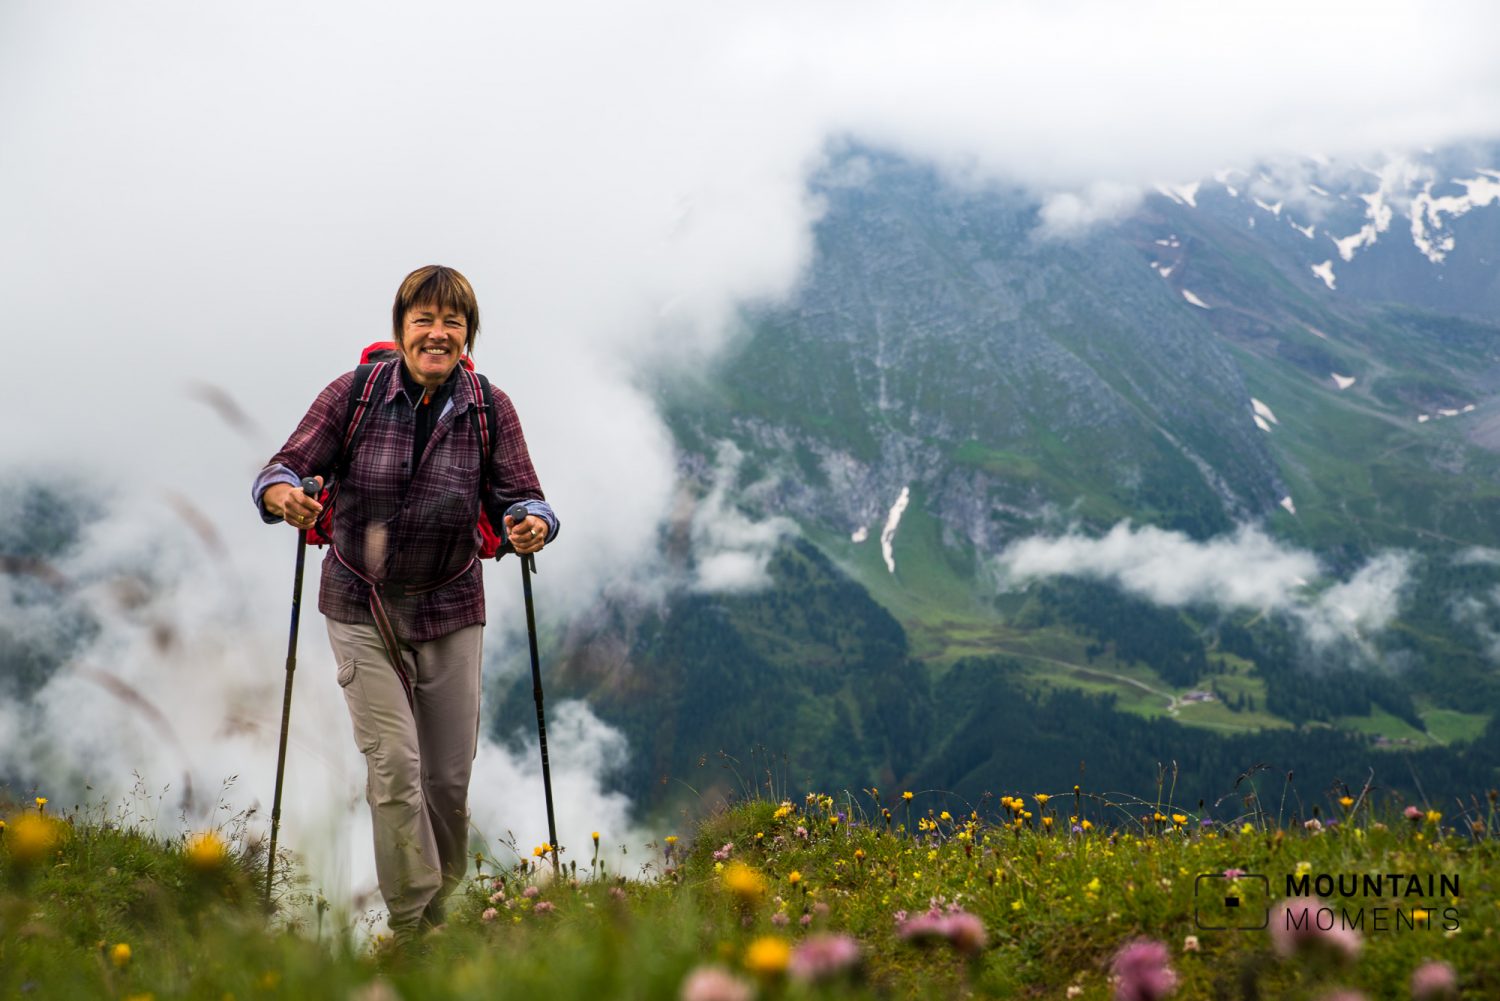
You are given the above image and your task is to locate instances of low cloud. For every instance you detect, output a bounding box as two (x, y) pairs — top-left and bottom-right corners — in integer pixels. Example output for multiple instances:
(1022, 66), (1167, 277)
(996, 521), (1412, 650)
(688, 443), (797, 593)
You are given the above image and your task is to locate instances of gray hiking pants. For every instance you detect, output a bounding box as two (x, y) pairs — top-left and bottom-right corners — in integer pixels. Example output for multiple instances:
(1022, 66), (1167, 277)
(326, 618), (483, 932)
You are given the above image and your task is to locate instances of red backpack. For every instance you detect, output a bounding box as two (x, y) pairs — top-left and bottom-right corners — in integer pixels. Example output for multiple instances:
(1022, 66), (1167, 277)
(306, 341), (507, 559)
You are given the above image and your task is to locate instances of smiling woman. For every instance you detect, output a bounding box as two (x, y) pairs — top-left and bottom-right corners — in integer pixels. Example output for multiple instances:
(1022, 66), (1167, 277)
(250, 264), (559, 945)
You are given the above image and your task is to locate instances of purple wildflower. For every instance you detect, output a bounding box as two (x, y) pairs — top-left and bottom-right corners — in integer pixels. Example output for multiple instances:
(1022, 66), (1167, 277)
(1411, 961), (1458, 1000)
(788, 933), (862, 983)
(771, 912), (789, 927)
(1269, 898), (1362, 963)
(678, 965), (754, 1001)
(799, 914), (812, 927)
(1111, 938), (1178, 1001)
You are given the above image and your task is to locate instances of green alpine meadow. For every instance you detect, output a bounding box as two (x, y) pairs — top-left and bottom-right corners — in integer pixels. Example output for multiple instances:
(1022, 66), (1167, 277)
(2, 786), (1496, 997)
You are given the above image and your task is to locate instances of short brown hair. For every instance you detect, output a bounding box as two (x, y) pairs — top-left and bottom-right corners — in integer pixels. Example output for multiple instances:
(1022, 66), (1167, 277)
(392, 265), (481, 354)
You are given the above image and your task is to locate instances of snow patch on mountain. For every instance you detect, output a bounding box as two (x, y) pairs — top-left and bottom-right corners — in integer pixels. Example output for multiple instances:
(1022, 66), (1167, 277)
(1254, 414), (1273, 432)
(1410, 172), (1500, 264)
(1253, 197), (1283, 216)
(1290, 219), (1315, 239)
(1156, 183), (1200, 207)
(1332, 373), (1355, 390)
(1311, 260), (1336, 289)
(1181, 289), (1210, 308)
(851, 526), (868, 543)
(1280, 496), (1297, 515)
(880, 486), (910, 574)
(1252, 398), (1280, 425)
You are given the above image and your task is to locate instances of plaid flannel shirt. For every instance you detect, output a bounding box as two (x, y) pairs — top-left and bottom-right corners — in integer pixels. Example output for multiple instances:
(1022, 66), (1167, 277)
(254, 366), (557, 641)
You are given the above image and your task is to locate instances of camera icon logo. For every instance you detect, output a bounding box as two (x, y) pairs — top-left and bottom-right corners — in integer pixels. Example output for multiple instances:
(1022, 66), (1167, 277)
(1194, 872), (1270, 931)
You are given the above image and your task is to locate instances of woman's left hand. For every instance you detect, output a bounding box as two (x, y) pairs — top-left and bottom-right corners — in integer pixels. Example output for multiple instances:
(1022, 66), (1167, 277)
(505, 513), (548, 555)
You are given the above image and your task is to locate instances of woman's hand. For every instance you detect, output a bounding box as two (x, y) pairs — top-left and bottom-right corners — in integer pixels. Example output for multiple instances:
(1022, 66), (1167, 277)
(505, 513), (548, 555)
(265, 477), (324, 530)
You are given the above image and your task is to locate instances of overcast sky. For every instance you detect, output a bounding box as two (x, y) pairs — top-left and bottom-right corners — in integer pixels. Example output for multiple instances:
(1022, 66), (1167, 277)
(2, 0), (1498, 924)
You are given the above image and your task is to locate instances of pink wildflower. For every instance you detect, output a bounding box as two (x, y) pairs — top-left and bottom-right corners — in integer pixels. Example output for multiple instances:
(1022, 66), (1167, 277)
(712, 842), (735, 862)
(897, 908), (988, 956)
(799, 914), (812, 927)
(1405, 805), (1424, 821)
(813, 901), (830, 917)
(1411, 961), (1458, 1000)
(1269, 898), (1362, 963)
(771, 912), (789, 927)
(1222, 868), (1246, 880)
(489, 891), (505, 903)
(481, 908), (498, 922)
(609, 886), (626, 901)
(788, 933), (862, 983)
(534, 900), (555, 914)
(678, 964), (754, 1001)
(523, 885), (540, 899)
(795, 826), (808, 840)
(1111, 938), (1178, 1001)
(892, 910), (908, 925)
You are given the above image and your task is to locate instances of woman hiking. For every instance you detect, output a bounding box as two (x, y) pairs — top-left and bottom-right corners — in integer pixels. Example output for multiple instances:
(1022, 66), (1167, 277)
(252, 264), (558, 944)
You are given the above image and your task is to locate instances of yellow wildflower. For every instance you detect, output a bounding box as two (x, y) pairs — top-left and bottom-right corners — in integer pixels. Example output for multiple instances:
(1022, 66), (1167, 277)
(1413, 909), (1431, 922)
(533, 843), (551, 858)
(665, 836), (678, 845)
(1081, 820), (1093, 831)
(591, 831), (600, 843)
(1085, 877), (1102, 893)
(1172, 814), (1187, 826)
(939, 811), (952, 822)
(722, 862), (766, 902)
(1035, 794), (1050, 807)
(185, 831), (227, 871)
(34, 797), (48, 812)
(787, 870), (802, 885)
(8, 814), (60, 866)
(773, 802), (794, 820)
(902, 791), (914, 801)
(1339, 796), (1355, 809)
(1042, 817), (1054, 829)
(1426, 810), (1442, 825)
(111, 943), (132, 968)
(744, 936), (791, 976)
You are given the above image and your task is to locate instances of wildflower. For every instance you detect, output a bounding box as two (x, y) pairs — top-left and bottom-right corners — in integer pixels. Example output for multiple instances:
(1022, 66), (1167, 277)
(771, 912), (789, 927)
(184, 830), (227, 871)
(7, 814), (60, 866)
(1043, 817), (1054, 829)
(799, 913), (812, 927)
(489, 890), (504, 903)
(1269, 898), (1362, 963)
(481, 907), (498, 922)
(788, 933), (861, 983)
(712, 842), (734, 862)
(787, 871), (802, 886)
(666, 835), (679, 845)
(721, 862), (766, 903)
(1405, 805), (1424, 822)
(111, 942), (132, 968)
(853, 848), (865, 863)
(939, 810), (952, 822)
(523, 885), (540, 899)
(1410, 960), (1458, 1000)
(679, 965), (754, 1001)
(1035, 794), (1050, 807)
(1182, 935), (1199, 953)
(1171, 814), (1187, 827)
(1339, 795), (1355, 809)
(795, 826), (808, 840)
(1412, 909), (1431, 922)
(897, 908), (988, 955)
(592, 831), (600, 844)
(35, 797), (48, 812)
(773, 801), (794, 821)
(534, 901), (555, 914)
(1110, 938), (1177, 1001)
(1082, 820), (1093, 831)
(743, 936), (791, 977)
(1085, 877), (1102, 894)
(1426, 810), (1442, 825)
(1304, 819), (1323, 833)
(533, 843), (550, 858)
(902, 791), (913, 801)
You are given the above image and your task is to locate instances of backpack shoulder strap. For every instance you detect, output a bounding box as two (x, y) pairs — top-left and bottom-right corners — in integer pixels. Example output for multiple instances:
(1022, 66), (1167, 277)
(338, 360), (391, 474)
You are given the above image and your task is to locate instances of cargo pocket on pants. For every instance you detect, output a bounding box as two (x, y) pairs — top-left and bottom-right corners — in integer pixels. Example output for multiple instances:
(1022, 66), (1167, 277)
(337, 657), (382, 755)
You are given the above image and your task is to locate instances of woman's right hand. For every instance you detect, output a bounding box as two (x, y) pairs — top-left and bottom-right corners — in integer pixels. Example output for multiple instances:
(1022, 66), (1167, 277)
(265, 477), (323, 528)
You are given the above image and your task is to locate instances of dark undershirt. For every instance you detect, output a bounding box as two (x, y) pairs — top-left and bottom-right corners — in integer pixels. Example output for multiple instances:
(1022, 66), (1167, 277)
(398, 362), (459, 473)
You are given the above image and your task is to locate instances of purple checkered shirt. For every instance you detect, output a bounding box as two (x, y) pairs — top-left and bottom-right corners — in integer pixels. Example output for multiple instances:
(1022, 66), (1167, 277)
(253, 366), (558, 642)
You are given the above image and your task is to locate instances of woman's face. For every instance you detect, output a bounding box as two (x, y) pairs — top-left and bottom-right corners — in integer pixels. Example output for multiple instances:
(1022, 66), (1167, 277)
(400, 302), (468, 387)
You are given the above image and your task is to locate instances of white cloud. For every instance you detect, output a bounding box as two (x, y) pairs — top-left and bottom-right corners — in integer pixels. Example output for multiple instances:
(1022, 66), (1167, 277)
(996, 521), (1412, 650)
(688, 443), (797, 593)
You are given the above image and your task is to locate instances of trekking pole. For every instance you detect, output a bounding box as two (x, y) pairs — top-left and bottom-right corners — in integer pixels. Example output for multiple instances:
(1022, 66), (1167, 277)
(266, 476), (321, 910)
(506, 502), (560, 878)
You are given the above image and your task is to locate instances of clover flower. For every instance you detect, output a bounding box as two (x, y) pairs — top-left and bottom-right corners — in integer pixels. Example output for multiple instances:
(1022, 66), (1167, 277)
(1111, 938), (1177, 1001)
(679, 965), (753, 1001)
(788, 933), (861, 983)
(1411, 960), (1458, 1000)
(1269, 898), (1362, 963)
(481, 908), (498, 922)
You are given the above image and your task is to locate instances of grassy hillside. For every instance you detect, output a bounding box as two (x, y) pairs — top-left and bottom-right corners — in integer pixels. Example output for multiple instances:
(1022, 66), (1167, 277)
(3, 785), (1496, 998)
